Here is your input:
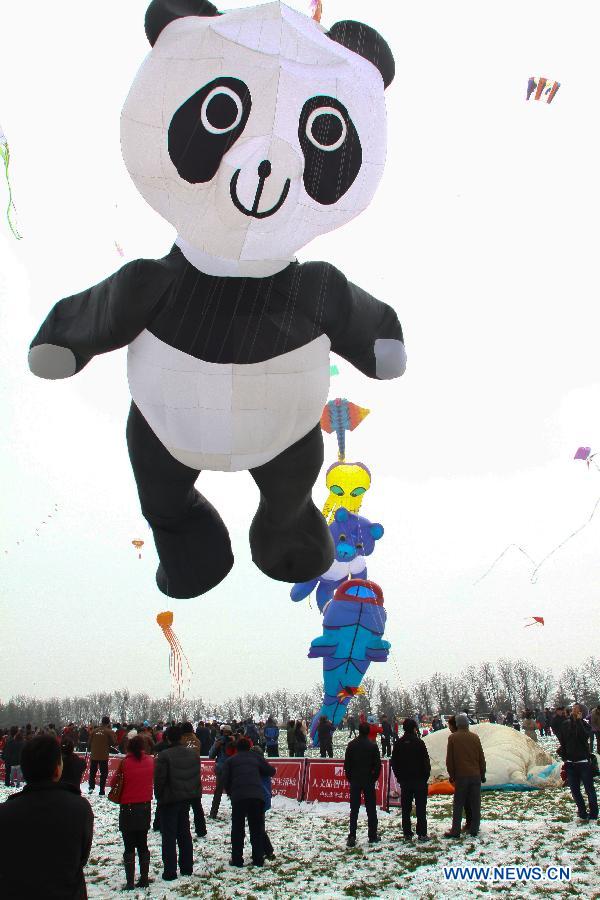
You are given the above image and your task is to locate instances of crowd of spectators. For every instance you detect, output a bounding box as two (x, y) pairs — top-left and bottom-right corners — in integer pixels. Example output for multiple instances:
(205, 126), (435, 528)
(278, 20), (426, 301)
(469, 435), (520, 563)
(0, 702), (597, 897)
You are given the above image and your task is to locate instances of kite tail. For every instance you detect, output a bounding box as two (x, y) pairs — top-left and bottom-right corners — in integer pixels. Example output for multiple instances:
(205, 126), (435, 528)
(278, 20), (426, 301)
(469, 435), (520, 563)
(0, 142), (22, 240)
(337, 425), (346, 462)
(164, 626), (192, 698)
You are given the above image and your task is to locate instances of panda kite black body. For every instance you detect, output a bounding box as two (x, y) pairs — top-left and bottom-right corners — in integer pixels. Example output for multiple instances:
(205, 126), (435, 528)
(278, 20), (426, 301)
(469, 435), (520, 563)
(29, 0), (406, 600)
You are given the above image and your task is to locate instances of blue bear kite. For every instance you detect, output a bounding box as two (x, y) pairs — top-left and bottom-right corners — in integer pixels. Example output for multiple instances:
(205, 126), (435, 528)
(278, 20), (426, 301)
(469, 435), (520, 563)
(290, 508), (384, 612)
(308, 579), (390, 744)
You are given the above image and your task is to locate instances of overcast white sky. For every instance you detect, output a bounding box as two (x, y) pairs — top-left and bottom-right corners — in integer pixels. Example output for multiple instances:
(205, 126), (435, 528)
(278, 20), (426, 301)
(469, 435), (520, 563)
(1, 0), (599, 704)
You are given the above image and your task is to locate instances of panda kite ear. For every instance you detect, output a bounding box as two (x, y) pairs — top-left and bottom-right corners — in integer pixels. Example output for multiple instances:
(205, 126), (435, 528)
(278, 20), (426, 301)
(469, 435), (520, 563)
(145, 0), (220, 46)
(327, 20), (395, 89)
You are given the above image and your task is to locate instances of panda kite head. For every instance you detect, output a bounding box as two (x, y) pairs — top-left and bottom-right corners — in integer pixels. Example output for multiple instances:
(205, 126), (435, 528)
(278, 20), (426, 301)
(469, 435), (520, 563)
(121, 0), (394, 277)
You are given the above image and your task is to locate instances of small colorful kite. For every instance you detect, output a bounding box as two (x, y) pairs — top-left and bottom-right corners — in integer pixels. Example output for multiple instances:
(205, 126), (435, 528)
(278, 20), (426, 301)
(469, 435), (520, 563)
(0, 122), (22, 239)
(574, 446), (591, 462)
(330, 364), (339, 376)
(311, 0), (323, 23)
(525, 616), (544, 627)
(321, 398), (370, 461)
(156, 611), (192, 698)
(574, 446), (599, 471)
(527, 77), (560, 104)
(131, 539), (144, 559)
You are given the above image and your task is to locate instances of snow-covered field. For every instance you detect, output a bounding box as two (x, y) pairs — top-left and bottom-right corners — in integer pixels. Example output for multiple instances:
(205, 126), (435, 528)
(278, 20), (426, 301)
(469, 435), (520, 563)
(1, 736), (599, 898)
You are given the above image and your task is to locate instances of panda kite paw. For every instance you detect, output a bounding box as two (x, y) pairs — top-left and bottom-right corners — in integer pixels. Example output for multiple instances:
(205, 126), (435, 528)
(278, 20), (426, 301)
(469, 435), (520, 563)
(28, 344), (77, 380)
(374, 338), (407, 379)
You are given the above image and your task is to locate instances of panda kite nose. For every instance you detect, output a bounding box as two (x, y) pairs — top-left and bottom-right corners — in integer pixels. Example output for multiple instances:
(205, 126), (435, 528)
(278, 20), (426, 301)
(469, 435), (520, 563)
(258, 159), (272, 179)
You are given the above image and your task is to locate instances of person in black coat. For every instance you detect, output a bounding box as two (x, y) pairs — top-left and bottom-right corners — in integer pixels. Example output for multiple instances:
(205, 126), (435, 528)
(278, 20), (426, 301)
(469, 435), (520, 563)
(317, 716), (334, 758)
(221, 738), (276, 867)
(154, 725), (201, 881)
(391, 718), (431, 841)
(0, 735), (94, 900)
(380, 716), (393, 758)
(59, 739), (86, 793)
(344, 722), (382, 847)
(294, 721), (308, 757)
(2, 727), (24, 787)
(551, 707), (568, 739)
(558, 705), (598, 822)
(195, 722), (212, 756)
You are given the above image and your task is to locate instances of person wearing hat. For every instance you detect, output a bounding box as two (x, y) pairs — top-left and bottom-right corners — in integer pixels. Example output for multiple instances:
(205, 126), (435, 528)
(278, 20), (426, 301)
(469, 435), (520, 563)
(444, 714), (486, 838)
(391, 719), (431, 841)
(208, 725), (235, 819)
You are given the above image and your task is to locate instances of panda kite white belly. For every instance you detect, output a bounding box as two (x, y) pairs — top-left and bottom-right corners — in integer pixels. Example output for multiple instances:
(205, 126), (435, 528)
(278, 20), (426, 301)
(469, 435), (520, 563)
(127, 330), (331, 472)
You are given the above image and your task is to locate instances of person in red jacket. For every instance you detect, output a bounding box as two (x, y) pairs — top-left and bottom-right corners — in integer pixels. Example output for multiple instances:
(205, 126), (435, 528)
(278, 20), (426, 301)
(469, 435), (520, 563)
(113, 734), (155, 890)
(359, 713), (383, 743)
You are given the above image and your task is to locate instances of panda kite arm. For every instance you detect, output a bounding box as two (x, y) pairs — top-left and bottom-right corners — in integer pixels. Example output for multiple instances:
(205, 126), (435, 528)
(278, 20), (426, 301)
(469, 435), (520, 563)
(321, 264), (406, 380)
(28, 259), (171, 379)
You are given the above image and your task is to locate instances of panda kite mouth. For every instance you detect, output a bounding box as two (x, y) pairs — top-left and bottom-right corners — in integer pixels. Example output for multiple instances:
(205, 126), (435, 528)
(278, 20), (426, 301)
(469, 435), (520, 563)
(230, 162), (291, 219)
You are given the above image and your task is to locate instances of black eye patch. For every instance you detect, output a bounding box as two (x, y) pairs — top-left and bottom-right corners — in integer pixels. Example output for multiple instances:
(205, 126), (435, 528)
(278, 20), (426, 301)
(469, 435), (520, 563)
(298, 95), (362, 205)
(168, 77), (251, 184)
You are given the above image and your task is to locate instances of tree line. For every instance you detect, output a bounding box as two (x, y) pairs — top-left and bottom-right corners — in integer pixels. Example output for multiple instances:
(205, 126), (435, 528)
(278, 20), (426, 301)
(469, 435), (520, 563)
(1, 657), (598, 728)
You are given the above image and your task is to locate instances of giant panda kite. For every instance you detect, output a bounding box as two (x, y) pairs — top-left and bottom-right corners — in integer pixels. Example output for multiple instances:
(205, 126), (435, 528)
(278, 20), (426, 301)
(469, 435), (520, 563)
(29, 0), (405, 600)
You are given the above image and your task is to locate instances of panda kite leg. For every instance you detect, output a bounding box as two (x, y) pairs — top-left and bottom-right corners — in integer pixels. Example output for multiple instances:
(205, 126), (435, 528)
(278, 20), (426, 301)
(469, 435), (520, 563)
(249, 424), (334, 583)
(126, 403), (234, 599)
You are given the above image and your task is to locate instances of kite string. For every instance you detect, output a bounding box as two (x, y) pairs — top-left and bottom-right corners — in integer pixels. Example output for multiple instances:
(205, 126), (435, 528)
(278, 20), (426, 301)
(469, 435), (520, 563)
(530, 492), (600, 584)
(473, 544), (538, 586)
(0, 141), (22, 239)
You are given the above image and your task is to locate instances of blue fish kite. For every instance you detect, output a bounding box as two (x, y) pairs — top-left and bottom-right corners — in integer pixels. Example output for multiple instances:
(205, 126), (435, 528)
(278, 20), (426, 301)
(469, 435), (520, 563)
(308, 578), (390, 744)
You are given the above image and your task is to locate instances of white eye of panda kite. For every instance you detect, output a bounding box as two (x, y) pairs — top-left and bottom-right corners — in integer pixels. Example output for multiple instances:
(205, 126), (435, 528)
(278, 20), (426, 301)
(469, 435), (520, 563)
(200, 87), (244, 135)
(305, 107), (347, 152)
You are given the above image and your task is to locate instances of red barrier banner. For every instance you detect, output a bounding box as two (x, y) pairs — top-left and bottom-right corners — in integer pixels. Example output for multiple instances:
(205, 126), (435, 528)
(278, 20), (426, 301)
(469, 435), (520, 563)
(303, 759), (389, 810)
(77, 754), (123, 786)
(3, 754), (385, 810)
(199, 757), (304, 801)
(1, 754), (126, 786)
(270, 759), (305, 801)
(200, 758), (217, 794)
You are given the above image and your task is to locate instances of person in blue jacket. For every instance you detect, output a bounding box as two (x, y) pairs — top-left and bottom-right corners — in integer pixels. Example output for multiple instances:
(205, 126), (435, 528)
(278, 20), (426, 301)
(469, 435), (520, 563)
(264, 719), (280, 758)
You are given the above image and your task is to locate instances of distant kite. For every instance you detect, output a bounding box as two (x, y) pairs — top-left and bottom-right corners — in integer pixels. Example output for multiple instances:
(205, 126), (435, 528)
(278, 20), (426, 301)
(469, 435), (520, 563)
(525, 616), (544, 627)
(114, 241), (125, 258)
(574, 446), (599, 471)
(4, 503), (59, 554)
(330, 364), (339, 376)
(527, 77), (560, 104)
(156, 611), (192, 698)
(0, 122), (22, 239)
(574, 446), (591, 461)
(310, 0), (323, 23)
(321, 398), (370, 461)
(131, 539), (144, 559)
